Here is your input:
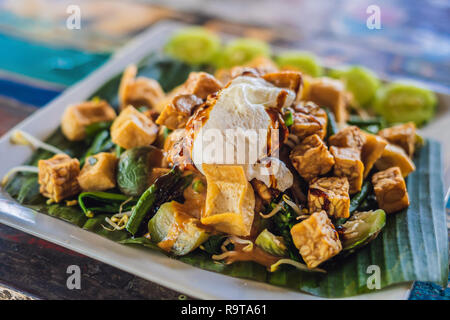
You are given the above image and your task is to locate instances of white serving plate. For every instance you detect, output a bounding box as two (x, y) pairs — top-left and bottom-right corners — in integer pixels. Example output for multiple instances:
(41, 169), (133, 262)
(2, 20), (448, 300)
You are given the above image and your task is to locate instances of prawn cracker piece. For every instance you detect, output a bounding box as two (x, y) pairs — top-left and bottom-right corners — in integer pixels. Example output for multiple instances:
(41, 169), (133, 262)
(290, 134), (334, 181)
(111, 105), (159, 149)
(330, 146), (364, 194)
(372, 166), (409, 214)
(61, 100), (116, 141)
(291, 210), (342, 268)
(201, 164), (255, 237)
(308, 176), (350, 218)
(38, 154), (81, 202)
(78, 152), (118, 191)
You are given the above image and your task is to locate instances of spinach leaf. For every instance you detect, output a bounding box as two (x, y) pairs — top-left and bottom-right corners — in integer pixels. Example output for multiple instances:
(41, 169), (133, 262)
(78, 191), (137, 216)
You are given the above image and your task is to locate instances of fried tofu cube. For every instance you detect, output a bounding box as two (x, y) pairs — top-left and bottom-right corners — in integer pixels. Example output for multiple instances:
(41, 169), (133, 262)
(361, 133), (387, 178)
(306, 77), (349, 122)
(330, 146), (364, 194)
(290, 134), (335, 181)
(372, 167), (409, 214)
(201, 164), (255, 237)
(118, 64), (165, 111)
(77, 152), (117, 191)
(378, 122), (416, 156)
(308, 177), (350, 218)
(375, 143), (416, 178)
(183, 72), (222, 99)
(38, 154), (81, 202)
(156, 94), (203, 130)
(111, 106), (159, 149)
(329, 125), (366, 151)
(291, 210), (342, 268)
(61, 100), (116, 141)
(291, 102), (328, 140)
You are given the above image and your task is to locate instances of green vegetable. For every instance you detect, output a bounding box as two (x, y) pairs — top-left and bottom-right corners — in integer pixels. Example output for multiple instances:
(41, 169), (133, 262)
(330, 66), (380, 107)
(217, 38), (270, 68)
(349, 180), (372, 213)
(148, 201), (209, 255)
(373, 82), (437, 126)
(283, 109), (294, 127)
(269, 199), (301, 261)
(339, 209), (386, 251)
(192, 179), (205, 193)
(85, 121), (112, 138)
(80, 129), (114, 166)
(126, 168), (193, 236)
(275, 51), (323, 77)
(115, 144), (125, 157)
(165, 27), (221, 65)
(78, 191), (136, 216)
(255, 229), (288, 257)
(116, 146), (163, 196)
(324, 107), (338, 139)
(347, 115), (386, 128)
(201, 235), (227, 255)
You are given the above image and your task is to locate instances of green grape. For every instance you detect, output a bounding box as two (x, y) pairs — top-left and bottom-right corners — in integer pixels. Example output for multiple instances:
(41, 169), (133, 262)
(164, 27), (221, 65)
(329, 66), (380, 107)
(373, 82), (437, 126)
(218, 38), (271, 68)
(275, 51), (323, 77)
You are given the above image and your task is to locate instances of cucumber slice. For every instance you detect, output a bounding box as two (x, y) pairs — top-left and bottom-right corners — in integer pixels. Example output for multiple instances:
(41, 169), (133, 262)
(340, 209), (386, 251)
(373, 82), (437, 126)
(255, 229), (288, 257)
(165, 27), (220, 65)
(218, 38), (271, 68)
(330, 66), (380, 107)
(148, 201), (209, 256)
(275, 51), (323, 77)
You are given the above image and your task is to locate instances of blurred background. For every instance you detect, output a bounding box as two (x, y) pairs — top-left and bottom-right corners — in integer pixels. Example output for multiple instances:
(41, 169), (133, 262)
(0, 0), (448, 300)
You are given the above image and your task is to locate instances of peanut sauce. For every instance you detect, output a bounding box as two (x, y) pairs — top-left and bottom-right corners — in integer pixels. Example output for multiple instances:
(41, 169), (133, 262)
(157, 210), (195, 252)
(221, 243), (280, 268)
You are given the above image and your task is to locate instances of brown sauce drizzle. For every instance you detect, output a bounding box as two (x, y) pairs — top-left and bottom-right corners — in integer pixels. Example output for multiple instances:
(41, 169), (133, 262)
(220, 243), (280, 268)
(309, 188), (330, 211)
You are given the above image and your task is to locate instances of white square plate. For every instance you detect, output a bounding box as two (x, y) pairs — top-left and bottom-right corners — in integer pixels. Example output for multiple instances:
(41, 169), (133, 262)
(2, 21), (448, 300)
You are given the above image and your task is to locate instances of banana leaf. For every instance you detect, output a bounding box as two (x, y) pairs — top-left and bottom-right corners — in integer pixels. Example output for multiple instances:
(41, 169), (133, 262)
(3, 55), (447, 298)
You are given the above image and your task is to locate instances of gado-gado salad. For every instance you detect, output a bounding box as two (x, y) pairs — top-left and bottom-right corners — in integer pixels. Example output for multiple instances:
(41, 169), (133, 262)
(2, 27), (447, 298)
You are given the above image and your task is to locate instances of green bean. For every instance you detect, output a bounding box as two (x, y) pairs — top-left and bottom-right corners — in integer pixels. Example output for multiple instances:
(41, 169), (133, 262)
(350, 180), (372, 213)
(325, 108), (338, 139)
(85, 121), (112, 138)
(347, 115), (386, 128)
(126, 184), (157, 235)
